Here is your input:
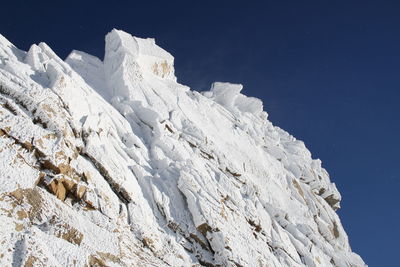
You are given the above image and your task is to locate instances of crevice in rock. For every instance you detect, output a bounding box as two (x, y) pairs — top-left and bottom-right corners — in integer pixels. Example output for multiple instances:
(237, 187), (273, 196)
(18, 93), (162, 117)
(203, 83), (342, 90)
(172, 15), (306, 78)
(225, 167), (241, 177)
(246, 218), (262, 232)
(80, 152), (131, 204)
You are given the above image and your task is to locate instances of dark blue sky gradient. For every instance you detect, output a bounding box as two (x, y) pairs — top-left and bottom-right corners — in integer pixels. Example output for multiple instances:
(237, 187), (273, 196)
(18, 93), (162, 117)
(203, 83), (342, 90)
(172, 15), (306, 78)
(2, 1), (399, 265)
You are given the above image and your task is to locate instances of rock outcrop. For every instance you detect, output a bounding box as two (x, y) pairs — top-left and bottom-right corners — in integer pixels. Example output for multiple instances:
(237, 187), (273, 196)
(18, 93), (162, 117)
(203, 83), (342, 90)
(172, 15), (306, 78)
(0, 29), (365, 266)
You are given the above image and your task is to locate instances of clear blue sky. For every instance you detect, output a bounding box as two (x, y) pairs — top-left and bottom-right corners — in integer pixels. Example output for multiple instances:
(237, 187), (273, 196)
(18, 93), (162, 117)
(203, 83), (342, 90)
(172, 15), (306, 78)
(2, 1), (399, 265)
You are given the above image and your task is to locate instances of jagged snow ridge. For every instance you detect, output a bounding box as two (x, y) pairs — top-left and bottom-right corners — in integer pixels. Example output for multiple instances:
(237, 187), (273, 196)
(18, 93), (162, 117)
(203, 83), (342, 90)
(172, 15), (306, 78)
(0, 29), (365, 266)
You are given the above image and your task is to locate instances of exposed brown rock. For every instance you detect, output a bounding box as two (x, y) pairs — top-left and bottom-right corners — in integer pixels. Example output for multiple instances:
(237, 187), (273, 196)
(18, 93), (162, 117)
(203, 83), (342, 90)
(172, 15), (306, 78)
(88, 255), (108, 267)
(293, 179), (305, 200)
(24, 255), (39, 267)
(21, 141), (33, 151)
(247, 218), (262, 232)
(142, 237), (154, 249)
(60, 226), (84, 245)
(48, 179), (66, 201)
(15, 223), (24, 232)
(41, 160), (61, 174)
(225, 167), (241, 177)
(17, 210), (28, 220)
(9, 188), (24, 203)
(58, 163), (72, 175)
(324, 194), (340, 209)
(82, 171), (91, 183)
(76, 185), (87, 199)
(197, 222), (213, 236)
(189, 233), (210, 251)
(332, 221), (340, 239)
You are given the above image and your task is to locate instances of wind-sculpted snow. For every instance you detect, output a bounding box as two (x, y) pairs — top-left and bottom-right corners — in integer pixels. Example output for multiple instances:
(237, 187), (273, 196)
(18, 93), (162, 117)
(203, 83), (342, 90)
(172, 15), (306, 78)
(0, 29), (365, 266)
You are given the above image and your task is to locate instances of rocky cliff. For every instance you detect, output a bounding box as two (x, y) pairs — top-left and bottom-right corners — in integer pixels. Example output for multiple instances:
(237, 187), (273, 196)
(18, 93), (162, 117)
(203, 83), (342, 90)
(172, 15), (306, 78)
(0, 29), (365, 266)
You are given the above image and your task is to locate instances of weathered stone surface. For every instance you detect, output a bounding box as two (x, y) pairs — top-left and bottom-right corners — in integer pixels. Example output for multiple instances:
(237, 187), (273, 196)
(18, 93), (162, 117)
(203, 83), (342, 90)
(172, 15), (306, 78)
(0, 30), (365, 266)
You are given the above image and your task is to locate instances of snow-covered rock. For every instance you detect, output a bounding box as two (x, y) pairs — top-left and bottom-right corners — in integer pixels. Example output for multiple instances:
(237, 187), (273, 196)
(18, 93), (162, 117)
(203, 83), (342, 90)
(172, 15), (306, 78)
(0, 29), (365, 266)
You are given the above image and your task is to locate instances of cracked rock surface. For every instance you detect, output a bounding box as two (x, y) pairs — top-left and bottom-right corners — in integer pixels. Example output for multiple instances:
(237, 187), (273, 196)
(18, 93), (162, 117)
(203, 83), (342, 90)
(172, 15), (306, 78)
(0, 30), (365, 266)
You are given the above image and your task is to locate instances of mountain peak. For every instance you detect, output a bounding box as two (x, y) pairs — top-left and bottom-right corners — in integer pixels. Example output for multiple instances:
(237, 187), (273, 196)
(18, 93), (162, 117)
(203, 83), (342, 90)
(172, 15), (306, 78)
(0, 30), (364, 266)
(105, 29), (176, 80)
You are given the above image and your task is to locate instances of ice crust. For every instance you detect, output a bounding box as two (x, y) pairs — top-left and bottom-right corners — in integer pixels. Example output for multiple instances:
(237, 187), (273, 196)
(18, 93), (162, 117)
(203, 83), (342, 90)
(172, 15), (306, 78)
(0, 29), (364, 266)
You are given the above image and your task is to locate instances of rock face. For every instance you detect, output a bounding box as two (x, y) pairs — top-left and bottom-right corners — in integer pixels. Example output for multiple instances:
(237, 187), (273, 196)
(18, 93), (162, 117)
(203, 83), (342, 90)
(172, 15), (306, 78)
(0, 29), (365, 266)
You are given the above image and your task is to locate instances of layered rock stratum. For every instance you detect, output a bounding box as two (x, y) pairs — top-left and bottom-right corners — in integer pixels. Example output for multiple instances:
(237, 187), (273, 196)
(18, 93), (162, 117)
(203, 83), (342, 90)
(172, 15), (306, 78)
(0, 29), (365, 266)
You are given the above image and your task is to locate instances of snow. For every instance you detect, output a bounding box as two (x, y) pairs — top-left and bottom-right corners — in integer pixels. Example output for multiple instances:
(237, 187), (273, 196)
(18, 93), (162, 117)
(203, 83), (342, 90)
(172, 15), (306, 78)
(203, 82), (264, 116)
(0, 30), (365, 266)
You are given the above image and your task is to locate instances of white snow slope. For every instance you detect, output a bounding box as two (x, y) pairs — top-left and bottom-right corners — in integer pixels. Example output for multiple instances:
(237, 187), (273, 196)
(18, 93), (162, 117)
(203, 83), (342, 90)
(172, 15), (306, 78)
(0, 29), (365, 267)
